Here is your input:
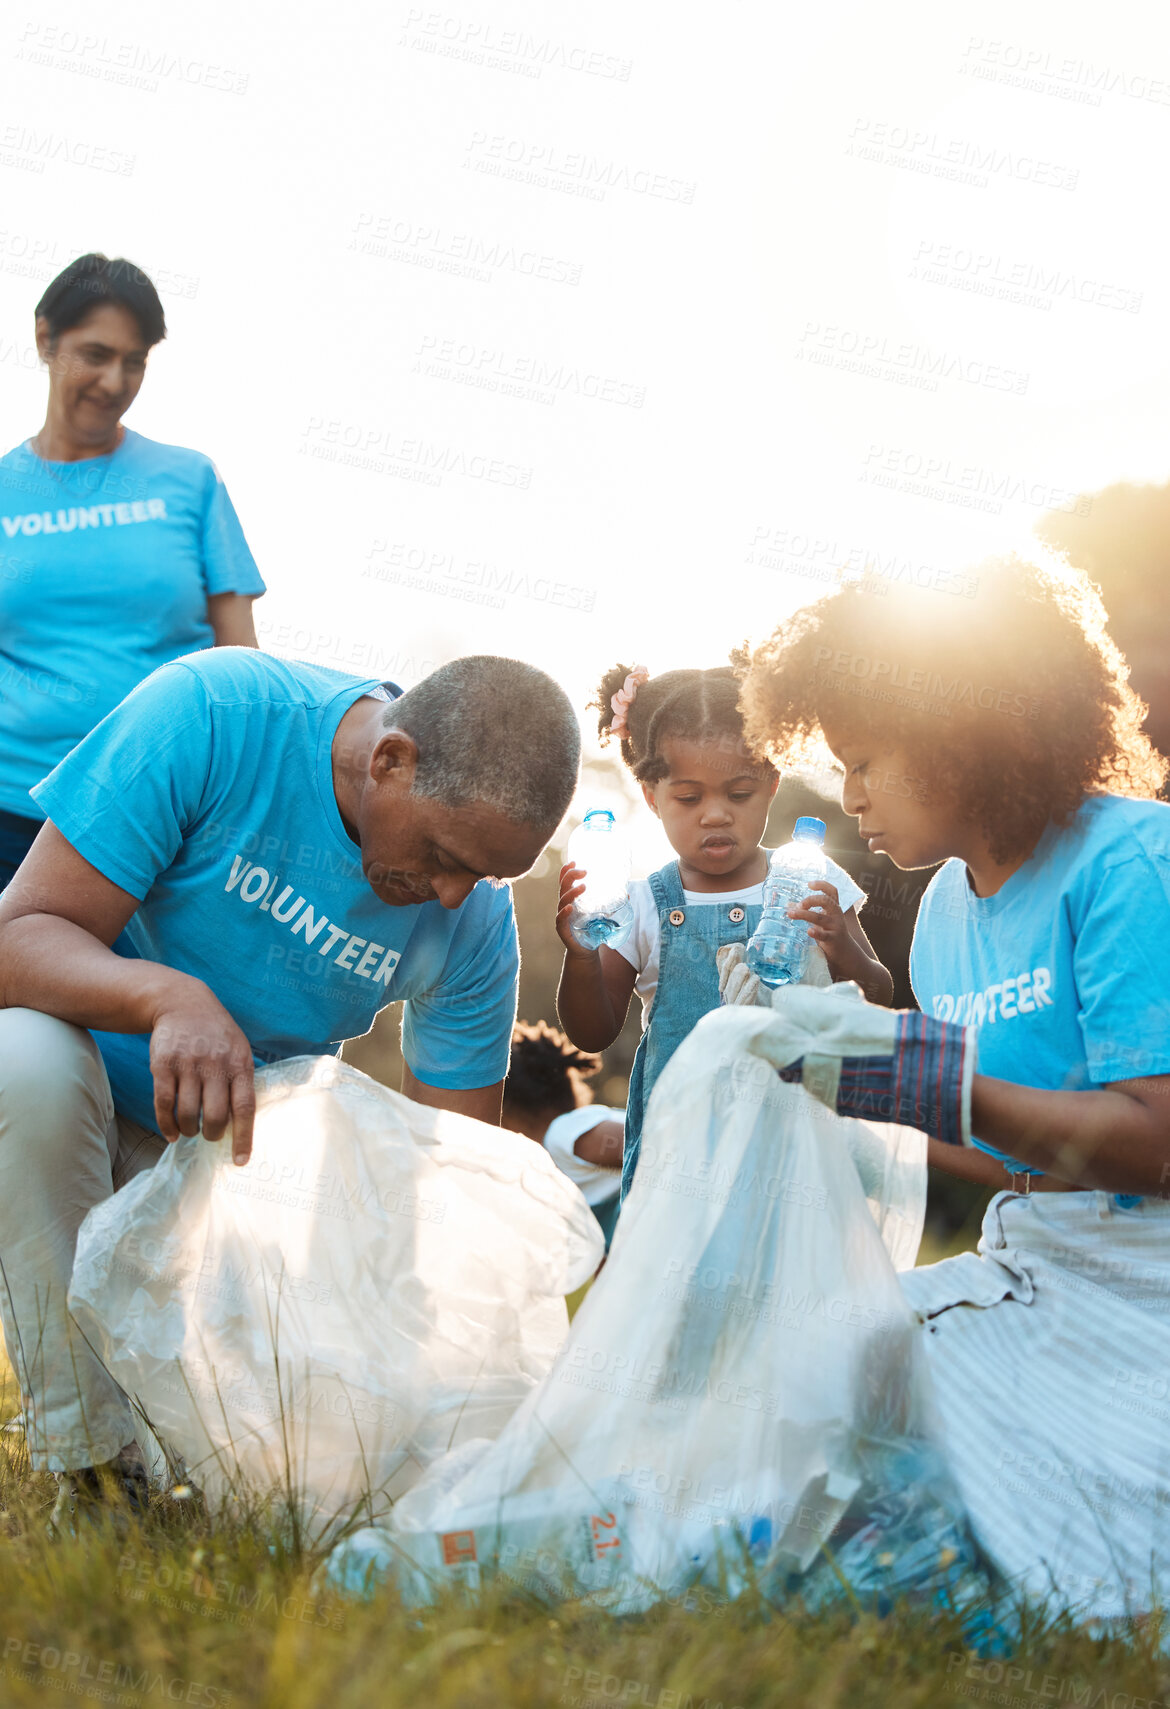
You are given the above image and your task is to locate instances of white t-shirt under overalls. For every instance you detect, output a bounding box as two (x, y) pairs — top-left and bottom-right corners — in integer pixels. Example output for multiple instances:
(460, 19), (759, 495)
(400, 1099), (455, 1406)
(614, 859), (868, 1026)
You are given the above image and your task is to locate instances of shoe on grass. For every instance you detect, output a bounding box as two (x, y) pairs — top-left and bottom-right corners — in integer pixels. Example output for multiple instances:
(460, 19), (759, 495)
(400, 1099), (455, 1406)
(48, 1441), (150, 1537)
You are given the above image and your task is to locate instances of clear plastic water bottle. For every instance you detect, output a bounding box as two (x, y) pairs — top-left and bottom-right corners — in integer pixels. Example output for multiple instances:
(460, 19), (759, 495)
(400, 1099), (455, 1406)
(745, 816), (829, 988)
(567, 808), (634, 953)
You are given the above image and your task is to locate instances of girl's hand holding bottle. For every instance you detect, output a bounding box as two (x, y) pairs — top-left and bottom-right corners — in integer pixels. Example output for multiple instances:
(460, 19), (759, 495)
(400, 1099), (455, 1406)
(787, 879), (893, 1004)
(788, 880), (851, 975)
(556, 863), (594, 959)
(555, 856), (639, 1051)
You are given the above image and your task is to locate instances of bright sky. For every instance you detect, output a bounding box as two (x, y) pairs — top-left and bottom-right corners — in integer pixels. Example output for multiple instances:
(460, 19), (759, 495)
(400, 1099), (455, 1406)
(2, 0), (1169, 871)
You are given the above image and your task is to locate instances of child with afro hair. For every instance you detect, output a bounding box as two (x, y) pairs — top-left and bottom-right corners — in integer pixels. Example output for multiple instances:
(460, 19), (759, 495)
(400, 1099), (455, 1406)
(503, 1019), (623, 1248)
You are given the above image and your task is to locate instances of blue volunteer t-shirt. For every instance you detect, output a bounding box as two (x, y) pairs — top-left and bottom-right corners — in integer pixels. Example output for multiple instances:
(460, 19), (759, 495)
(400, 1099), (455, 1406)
(0, 429), (265, 819)
(910, 795), (1170, 1175)
(31, 650), (520, 1131)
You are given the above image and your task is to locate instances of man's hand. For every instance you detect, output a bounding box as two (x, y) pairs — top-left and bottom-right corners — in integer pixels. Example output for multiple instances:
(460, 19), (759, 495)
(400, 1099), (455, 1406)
(149, 987), (256, 1165)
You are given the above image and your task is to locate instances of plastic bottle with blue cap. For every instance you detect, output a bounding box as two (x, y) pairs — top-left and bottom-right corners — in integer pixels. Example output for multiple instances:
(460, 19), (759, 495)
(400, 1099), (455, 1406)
(566, 807), (634, 953)
(745, 816), (830, 988)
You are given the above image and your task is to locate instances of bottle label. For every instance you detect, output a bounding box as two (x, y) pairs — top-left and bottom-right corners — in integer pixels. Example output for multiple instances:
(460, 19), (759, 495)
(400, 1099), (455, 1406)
(587, 1510), (623, 1559)
(440, 1528), (478, 1565)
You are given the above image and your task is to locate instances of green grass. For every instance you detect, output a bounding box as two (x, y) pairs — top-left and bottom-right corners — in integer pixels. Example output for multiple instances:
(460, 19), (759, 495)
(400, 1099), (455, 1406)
(1, 1361), (1165, 1709)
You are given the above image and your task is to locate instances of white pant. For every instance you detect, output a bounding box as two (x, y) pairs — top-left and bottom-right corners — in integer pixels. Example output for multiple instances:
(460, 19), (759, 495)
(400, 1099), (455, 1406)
(902, 1189), (1170, 1622)
(0, 1008), (165, 1471)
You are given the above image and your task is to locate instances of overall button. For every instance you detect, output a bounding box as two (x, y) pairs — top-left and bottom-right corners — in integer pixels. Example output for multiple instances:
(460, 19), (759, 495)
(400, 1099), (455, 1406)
(668, 909), (685, 927)
(728, 906), (745, 923)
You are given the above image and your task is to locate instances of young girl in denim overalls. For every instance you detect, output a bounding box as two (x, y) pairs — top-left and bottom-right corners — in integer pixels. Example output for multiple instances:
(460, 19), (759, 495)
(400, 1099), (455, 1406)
(555, 659), (893, 1203)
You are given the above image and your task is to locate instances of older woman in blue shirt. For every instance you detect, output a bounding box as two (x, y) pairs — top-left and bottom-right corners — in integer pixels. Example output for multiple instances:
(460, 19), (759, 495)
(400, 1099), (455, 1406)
(0, 252), (265, 886)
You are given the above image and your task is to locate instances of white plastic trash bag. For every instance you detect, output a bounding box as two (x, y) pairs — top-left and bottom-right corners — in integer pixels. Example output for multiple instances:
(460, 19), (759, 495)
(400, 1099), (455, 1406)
(342, 1001), (980, 1614)
(69, 1057), (603, 1540)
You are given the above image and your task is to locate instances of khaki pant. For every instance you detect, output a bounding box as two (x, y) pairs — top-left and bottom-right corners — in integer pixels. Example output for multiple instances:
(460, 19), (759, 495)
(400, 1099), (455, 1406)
(0, 1008), (165, 1471)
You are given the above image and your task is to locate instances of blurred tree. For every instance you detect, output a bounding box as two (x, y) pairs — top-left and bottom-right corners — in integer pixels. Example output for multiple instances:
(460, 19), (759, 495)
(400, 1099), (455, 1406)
(1037, 481), (1170, 771)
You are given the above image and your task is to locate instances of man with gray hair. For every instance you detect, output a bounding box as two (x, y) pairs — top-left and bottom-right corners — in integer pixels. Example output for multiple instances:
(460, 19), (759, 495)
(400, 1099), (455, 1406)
(0, 646), (579, 1522)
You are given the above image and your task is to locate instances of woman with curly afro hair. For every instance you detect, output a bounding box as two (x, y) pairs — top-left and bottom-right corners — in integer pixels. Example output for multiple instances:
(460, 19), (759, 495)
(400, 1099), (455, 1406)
(735, 550), (1170, 1622)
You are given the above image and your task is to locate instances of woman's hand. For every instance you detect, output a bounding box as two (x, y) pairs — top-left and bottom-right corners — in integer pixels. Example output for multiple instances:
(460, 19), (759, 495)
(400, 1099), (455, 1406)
(556, 863), (594, 960)
(149, 985), (256, 1165)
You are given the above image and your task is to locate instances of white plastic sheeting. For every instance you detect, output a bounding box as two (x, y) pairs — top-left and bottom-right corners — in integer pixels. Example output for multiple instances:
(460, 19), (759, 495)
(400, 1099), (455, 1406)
(327, 1002), (956, 1611)
(69, 1056), (603, 1540)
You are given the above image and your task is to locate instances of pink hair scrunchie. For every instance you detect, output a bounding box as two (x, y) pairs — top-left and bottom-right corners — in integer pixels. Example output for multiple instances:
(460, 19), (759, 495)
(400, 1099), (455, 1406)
(609, 664), (649, 739)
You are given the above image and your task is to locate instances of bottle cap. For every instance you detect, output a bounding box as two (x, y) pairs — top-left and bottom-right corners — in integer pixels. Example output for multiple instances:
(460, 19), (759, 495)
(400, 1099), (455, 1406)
(583, 808), (616, 828)
(793, 816), (826, 842)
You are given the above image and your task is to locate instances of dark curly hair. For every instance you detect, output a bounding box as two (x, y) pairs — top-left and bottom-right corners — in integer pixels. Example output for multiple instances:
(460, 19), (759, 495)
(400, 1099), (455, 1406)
(503, 1021), (602, 1118)
(592, 656), (772, 785)
(738, 551), (1165, 865)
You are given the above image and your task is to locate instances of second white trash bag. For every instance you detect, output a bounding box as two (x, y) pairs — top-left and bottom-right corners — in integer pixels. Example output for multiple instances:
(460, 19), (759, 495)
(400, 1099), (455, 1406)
(68, 1057), (604, 1539)
(338, 1000), (977, 1612)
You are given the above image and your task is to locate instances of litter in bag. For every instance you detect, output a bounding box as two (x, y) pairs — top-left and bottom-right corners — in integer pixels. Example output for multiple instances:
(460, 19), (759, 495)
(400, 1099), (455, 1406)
(326, 1000), (985, 1615)
(69, 1057), (603, 1540)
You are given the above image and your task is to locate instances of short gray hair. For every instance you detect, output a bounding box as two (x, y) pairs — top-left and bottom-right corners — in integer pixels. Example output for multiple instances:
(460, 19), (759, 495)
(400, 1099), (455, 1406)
(385, 655), (580, 828)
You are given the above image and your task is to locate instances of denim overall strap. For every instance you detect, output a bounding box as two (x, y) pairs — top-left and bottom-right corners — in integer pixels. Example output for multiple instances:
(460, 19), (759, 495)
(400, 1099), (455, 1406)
(621, 862), (761, 1204)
